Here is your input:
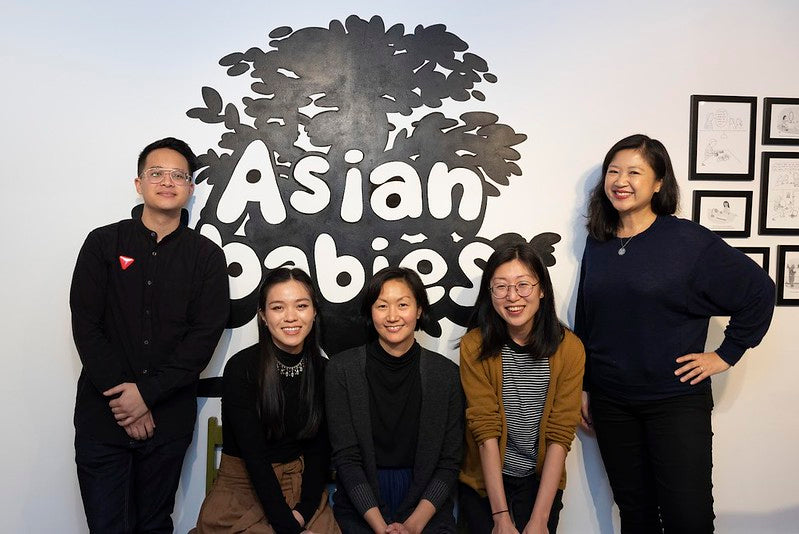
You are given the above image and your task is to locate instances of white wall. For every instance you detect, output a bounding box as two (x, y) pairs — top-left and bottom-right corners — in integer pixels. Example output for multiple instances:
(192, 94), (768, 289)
(2, 1), (797, 532)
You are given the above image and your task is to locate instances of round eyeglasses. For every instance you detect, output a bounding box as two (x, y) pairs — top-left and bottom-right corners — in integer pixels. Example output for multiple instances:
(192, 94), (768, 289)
(489, 281), (539, 299)
(140, 167), (193, 186)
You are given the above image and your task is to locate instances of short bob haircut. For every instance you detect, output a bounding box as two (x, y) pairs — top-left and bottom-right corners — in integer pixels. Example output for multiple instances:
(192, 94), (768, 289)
(137, 137), (199, 176)
(586, 134), (679, 241)
(468, 242), (564, 360)
(361, 266), (431, 338)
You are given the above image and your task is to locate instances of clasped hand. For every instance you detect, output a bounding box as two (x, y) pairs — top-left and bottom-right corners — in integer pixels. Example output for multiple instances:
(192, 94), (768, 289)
(104, 382), (153, 440)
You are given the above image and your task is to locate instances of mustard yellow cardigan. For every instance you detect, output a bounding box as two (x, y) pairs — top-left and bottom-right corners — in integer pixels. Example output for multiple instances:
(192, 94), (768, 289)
(458, 328), (585, 494)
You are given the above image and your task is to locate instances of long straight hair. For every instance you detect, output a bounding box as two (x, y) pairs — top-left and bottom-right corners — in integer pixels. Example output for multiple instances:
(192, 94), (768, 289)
(256, 267), (324, 440)
(467, 243), (564, 361)
(586, 134), (679, 241)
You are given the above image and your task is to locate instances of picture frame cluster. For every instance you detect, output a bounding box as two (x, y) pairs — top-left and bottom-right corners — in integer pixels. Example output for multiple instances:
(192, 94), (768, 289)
(688, 94), (799, 305)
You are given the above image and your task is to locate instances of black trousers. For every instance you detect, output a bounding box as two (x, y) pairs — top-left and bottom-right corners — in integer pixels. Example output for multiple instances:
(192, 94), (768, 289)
(458, 474), (563, 533)
(591, 390), (715, 534)
(75, 434), (192, 534)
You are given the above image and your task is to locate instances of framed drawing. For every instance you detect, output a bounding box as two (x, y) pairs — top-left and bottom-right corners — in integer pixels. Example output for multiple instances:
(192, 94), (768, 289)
(692, 190), (752, 237)
(758, 152), (799, 235)
(776, 245), (799, 306)
(688, 95), (757, 180)
(763, 97), (799, 145)
(735, 246), (770, 272)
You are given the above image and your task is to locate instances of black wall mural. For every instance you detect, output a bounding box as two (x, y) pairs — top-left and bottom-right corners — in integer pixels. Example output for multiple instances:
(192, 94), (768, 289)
(189, 15), (560, 394)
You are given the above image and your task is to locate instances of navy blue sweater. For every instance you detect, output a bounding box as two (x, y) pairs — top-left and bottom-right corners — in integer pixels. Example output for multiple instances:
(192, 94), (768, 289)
(575, 215), (775, 400)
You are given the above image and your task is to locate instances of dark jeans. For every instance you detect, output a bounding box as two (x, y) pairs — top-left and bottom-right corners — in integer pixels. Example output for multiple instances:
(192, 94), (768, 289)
(75, 434), (192, 534)
(458, 475), (563, 533)
(591, 390), (715, 534)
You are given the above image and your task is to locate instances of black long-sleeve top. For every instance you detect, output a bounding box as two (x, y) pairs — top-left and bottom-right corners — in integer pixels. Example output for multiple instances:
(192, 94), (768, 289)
(222, 344), (329, 534)
(70, 216), (229, 444)
(575, 215), (775, 401)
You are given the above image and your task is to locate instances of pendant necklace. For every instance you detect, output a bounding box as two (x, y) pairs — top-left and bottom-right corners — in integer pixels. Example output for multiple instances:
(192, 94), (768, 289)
(618, 235), (634, 256)
(276, 356), (305, 378)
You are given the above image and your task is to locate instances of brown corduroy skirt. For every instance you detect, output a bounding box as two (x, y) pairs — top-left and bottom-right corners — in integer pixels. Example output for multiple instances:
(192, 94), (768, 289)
(191, 453), (340, 533)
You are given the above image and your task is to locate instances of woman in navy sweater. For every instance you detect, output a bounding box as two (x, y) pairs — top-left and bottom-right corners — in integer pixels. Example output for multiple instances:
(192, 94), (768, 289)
(575, 134), (775, 534)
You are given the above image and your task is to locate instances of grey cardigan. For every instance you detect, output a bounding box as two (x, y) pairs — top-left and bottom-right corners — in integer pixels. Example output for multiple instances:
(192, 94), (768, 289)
(325, 344), (463, 524)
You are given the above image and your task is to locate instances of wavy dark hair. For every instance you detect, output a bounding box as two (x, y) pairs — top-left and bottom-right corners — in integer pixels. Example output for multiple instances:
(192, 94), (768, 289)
(467, 243), (564, 360)
(586, 134), (679, 241)
(361, 266), (431, 339)
(256, 267), (324, 440)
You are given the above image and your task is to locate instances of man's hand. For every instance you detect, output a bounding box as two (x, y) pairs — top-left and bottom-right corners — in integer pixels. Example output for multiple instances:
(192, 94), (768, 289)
(104, 382), (149, 426)
(124, 411), (155, 440)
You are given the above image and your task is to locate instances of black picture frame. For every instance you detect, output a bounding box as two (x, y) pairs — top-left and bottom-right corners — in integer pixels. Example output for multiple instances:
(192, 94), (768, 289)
(735, 246), (770, 272)
(758, 152), (799, 235)
(776, 245), (799, 306)
(688, 94), (757, 181)
(763, 97), (799, 146)
(692, 190), (752, 237)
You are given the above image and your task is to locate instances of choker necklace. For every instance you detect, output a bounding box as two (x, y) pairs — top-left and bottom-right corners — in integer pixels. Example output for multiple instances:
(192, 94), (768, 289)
(618, 235), (634, 256)
(276, 356), (305, 378)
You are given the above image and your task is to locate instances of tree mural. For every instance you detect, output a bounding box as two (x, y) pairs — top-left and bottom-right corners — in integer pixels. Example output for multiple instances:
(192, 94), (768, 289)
(187, 15), (560, 376)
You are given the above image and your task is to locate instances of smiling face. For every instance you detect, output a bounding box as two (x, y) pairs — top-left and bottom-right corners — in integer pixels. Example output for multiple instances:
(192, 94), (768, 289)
(604, 148), (662, 222)
(371, 278), (422, 356)
(490, 258), (544, 344)
(134, 147), (194, 216)
(259, 279), (316, 354)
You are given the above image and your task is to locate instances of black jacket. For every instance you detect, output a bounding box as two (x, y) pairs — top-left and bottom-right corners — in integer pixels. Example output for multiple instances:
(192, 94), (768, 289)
(70, 215), (229, 444)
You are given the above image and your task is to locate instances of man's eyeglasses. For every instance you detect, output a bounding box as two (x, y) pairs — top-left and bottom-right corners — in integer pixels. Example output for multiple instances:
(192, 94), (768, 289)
(140, 167), (193, 186)
(490, 281), (539, 299)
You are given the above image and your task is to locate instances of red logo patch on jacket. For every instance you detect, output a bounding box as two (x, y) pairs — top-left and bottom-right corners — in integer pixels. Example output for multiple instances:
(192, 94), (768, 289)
(119, 256), (135, 270)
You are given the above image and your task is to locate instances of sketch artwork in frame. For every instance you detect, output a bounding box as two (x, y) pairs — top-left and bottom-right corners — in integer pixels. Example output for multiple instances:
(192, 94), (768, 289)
(758, 152), (799, 235)
(763, 97), (799, 145)
(735, 246), (770, 272)
(776, 245), (799, 306)
(688, 95), (757, 180)
(692, 190), (752, 237)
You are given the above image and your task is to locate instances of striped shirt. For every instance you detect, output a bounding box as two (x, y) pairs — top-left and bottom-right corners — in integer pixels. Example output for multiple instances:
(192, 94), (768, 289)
(501, 341), (550, 477)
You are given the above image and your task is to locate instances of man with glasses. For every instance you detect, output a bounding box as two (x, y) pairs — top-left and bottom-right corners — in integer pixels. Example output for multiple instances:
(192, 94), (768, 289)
(70, 137), (230, 533)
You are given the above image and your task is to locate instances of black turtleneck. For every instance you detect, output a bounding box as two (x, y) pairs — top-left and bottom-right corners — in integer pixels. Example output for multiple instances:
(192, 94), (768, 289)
(365, 339), (422, 468)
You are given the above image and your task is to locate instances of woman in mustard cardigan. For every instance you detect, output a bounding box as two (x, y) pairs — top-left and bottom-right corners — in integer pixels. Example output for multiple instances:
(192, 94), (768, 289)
(458, 243), (584, 534)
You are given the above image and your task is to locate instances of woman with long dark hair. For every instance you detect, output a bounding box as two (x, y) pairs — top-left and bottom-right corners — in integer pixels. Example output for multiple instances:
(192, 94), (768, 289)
(458, 242), (585, 534)
(193, 267), (339, 534)
(326, 267), (463, 533)
(576, 134), (775, 533)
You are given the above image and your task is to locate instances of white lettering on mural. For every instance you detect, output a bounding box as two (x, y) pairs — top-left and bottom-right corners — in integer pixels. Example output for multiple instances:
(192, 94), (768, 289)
(224, 233), (492, 314)
(399, 248), (448, 304)
(342, 149), (364, 223)
(313, 234), (366, 304)
(220, 140), (484, 225)
(290, 155), (330, 214)
(218, 139), (287, 224)
(369, 161), (423, 220)
(224, 242), (262, 300)
(428, 161), (483, 220)
(264, 246), (311, 274)
(216, 140), (493, 305)
(449, 241), (495, 305)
